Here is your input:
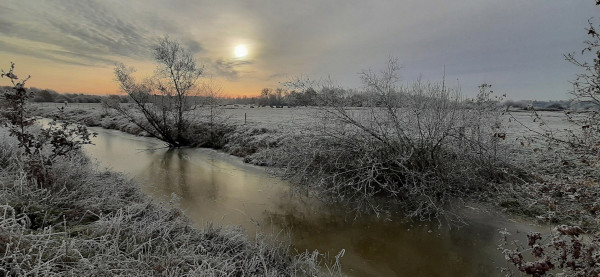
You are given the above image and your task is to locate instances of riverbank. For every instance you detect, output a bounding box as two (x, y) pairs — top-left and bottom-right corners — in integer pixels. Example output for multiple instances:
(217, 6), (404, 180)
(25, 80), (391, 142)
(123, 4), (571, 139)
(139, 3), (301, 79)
(0, 128), (338, 276)
(79, 122), (550, 276)
(30, 104), (600, 231)
(30, 103), (289, 165)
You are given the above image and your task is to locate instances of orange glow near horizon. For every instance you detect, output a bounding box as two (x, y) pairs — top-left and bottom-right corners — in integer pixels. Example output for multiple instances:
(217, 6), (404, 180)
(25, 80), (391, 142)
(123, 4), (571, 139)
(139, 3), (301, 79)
(1, 53), (265, 97)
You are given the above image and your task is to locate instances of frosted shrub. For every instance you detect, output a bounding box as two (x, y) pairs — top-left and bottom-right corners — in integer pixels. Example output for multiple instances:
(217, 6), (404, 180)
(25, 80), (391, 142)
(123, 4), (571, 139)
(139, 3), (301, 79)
(272, 60), (520, 222)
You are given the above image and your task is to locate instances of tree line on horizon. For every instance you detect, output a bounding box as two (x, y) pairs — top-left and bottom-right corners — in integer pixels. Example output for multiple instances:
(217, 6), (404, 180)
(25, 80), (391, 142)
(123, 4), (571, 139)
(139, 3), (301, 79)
(11, 84), (598, 111)
(0, 86), (111, 103)
(12, 83), (598, 111)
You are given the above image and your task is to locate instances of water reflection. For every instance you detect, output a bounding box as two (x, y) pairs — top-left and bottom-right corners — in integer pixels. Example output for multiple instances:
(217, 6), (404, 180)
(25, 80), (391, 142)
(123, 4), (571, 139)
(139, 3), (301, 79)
(83, 126), (545, 277)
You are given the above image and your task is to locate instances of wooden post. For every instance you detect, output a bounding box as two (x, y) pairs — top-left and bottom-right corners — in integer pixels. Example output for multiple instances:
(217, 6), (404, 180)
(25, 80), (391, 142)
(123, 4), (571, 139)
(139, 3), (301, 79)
(244, 113), (247, 125)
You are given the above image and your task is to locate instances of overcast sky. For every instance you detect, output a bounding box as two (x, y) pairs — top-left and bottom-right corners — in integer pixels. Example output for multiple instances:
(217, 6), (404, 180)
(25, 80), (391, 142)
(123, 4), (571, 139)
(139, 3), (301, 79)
(0, 0), (597, 99)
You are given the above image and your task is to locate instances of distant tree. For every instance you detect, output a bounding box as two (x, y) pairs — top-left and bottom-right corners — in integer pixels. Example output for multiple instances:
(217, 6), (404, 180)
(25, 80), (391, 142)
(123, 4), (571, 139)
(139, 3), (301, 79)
(32, 89), (55, 102)
(261, 88), (271, 97)
(268, 93), (278, 107)
(54, 94), (70, 103)
(303, 88), (318, 106)
(100, 95), (121, 115)
(113, 37), (203, 147)
(259, 88), (271, 106)
(285, 90), (301, 106)
(545, 103), (565, 110)
(199, 78), (226, 145)
(347, 93), (367, 107)
(274, 87), (286, 106)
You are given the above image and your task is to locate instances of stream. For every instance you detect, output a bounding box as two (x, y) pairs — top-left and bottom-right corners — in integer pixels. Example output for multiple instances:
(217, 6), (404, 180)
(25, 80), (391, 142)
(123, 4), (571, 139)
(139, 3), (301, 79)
(82, 125), (546, 276)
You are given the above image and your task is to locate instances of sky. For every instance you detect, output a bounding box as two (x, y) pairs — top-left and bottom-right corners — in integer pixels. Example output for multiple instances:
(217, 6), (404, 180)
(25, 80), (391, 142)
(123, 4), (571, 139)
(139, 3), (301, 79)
(0, 0), (597, 99)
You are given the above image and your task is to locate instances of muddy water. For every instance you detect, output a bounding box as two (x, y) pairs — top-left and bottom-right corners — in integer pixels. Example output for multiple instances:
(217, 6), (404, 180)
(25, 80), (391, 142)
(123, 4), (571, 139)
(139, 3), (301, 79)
(83, 126), (546, 276)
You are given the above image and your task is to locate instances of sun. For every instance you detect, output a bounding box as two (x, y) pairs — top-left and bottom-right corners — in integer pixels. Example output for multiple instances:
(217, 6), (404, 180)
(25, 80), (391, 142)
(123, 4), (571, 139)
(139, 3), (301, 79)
(234, 45), (248, 58)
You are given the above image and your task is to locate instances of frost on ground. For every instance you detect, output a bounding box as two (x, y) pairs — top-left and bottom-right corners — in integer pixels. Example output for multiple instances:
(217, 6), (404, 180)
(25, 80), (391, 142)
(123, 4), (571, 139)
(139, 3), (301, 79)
(494, 110), (600, 230)
(0, 129), (340, 276)
(27, 102), (600, 276)
(30, 103), (600, 227)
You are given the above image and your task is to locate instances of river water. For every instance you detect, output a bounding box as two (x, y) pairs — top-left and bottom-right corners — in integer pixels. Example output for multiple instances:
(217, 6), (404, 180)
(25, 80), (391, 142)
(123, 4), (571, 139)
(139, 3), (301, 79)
(82, 125), (546, 276)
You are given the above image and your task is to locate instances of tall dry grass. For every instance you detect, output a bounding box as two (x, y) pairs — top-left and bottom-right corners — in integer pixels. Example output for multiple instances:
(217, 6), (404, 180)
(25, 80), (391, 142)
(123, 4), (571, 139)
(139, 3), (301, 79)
(0, 131), (342, 276)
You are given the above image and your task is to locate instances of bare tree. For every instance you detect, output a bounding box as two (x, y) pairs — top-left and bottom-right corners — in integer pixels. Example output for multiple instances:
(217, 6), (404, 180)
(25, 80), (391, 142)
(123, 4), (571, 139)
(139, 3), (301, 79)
(199, 78), (226, 145)
(561, 1), (600, 148)
(1, 62), (94, 186)
(113, 37), (203, 147)
(271, 59), (511, 222)
(259, 88), (271, 106)
(565, 7), (600, 108)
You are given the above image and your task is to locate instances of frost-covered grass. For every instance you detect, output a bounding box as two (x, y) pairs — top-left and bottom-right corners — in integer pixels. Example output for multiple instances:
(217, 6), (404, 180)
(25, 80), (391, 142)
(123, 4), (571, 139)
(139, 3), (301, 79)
(32, 103), (146, 136)
(0, 130), (341, 276)
(30, 103), (300, 160)
(30, 103), (600, 229)
(474, 109), (600, 230)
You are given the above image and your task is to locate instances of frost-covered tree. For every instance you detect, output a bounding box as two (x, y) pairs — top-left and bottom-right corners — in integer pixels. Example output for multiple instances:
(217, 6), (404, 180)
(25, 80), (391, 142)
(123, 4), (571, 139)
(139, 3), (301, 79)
(1, 62), (94, 186)
(561, 1), (600, 148)
(114, 37), (203, 147)
(565, 2), (600, 108)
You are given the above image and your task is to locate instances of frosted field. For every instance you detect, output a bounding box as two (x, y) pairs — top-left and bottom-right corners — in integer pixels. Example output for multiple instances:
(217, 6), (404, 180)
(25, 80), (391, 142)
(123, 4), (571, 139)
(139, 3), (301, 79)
(195, 105), (319, 129)
(210, 105), (576, 137)
(36, 103), (576, 137)
(505, 110), (575, 135)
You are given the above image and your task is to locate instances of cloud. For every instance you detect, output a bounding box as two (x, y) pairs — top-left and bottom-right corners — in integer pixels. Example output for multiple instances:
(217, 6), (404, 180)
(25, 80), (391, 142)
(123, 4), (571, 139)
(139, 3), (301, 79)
(0, 39), (93, 67)
(48, 49), (116, 65)
(0, 0), (202, 65)
(266, 72), (289, 81)
(0, 0), (597, 98)
(204, 58), (252, 80)
(180, 38), (204, 55)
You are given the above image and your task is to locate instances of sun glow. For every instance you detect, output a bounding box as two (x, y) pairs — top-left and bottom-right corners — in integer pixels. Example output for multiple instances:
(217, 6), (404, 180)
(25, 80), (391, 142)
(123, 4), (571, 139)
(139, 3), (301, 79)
(234, 45), (248, 58)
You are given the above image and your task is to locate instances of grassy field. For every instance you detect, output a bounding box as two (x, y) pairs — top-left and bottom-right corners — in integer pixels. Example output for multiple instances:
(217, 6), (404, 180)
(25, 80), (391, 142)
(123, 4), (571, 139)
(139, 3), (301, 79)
(33, 102), (577, 134)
